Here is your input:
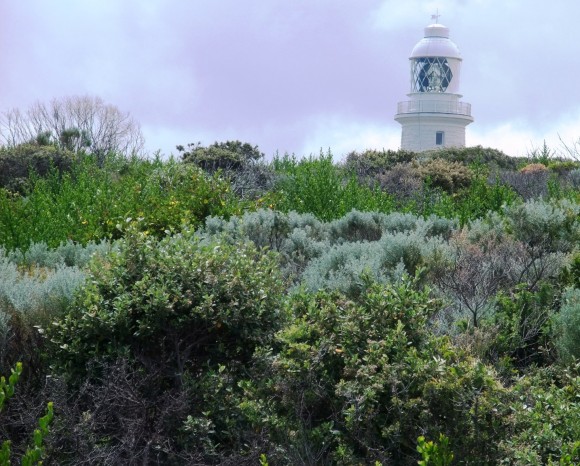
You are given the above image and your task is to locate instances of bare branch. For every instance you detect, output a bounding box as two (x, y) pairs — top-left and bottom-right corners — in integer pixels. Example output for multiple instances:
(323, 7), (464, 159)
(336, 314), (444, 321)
(0, 95), (145, 156)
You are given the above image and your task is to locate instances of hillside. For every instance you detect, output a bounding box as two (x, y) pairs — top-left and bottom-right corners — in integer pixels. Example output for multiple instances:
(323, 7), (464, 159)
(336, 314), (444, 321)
(0, 141), (579, 465)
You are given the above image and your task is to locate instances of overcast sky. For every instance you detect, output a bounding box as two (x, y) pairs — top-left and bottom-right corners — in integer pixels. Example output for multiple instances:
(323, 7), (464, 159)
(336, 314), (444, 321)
(1, 0), (579, 159)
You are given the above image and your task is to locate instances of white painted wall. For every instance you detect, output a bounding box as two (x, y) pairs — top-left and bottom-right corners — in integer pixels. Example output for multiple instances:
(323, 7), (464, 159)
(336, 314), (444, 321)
(395, 112), (473, 152)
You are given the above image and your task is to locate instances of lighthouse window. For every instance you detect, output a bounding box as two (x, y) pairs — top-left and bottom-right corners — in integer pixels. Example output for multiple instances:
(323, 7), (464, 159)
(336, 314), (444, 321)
(412, 57), (453, 93)
(436, 131), (444, 145)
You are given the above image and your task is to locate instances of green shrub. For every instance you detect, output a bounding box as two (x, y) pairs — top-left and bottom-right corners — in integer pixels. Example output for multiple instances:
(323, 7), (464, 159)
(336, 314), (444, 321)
(546, 159), (580, 175)
(553, 288), (580, 364)
(0, 154), (245, 250)
(486, 284), (556, 369)
(0, 143), (76, 194)
(47, 228), (286, 383)
(417, 434), (454, 466)
(498, 366), (580, 465)
(0, 362), (54, 466)
(560, 252), (580, 289)
(179, 140), (264, 171)
(254, 277), (507, 464)
(272, 153), (395, 221)
(401, 174), (518, 225)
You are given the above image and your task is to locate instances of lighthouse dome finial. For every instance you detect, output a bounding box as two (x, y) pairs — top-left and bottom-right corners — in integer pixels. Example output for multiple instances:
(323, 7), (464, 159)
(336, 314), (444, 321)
(424, 23), (450, 39)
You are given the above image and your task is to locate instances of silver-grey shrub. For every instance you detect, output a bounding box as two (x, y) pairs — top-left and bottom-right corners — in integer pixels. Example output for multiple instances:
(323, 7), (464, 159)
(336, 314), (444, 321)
(301, 241), (386, 297)
(202, 209), (328, 279)
(380, 231), (446, 270)
(0, 256), (85, 318)
(0, 253), (86, 365)
(202, 209), (459, 288)
(503, 199), (580, 253)
(7, 239), (115, 268)
(327, 210), (387, 243)
(566, 168), (580, 189)
(301, 230), (449, 297)
(0, 241), (109, 364)
(203, 209), (325, 250)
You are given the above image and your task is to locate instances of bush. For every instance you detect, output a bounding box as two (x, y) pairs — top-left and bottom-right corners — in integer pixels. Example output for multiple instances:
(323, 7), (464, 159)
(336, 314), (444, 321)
(499, 169), (550, 200)
(503, 199), (580, 253)
(178, 140), (264, 171)
(0, 155), (246, 250)
(422, 146), (520, 171)
(566, 168), (580, 189)
(326, 209), (387, 243)
(47, 229), (286, 383)
(343, 149), (417, 177)
(402, 174), (518, 225)
(179, 140), (275, 199)
(254, 277), (507, 464)
(498, 366), (580, 465)
(201, 209), (459, 290)
(553, 288), (580, 364)
(486, 284), (556, 369)
(520, 163), (549, 174)
(375, 162), (423, 202)
(0, 143), (76, 194)
(301, 230), (448, 298)
(271, 153), (395, 221)
(0, 249), (86, 373)
(416, 158), (474, 193)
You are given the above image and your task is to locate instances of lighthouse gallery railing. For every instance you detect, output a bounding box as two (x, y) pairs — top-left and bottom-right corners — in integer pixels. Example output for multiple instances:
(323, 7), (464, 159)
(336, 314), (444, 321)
(396, 100), (472, 116)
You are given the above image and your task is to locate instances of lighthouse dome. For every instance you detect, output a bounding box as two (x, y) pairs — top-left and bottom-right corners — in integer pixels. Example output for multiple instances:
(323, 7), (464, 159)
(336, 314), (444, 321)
(410, 23), (462, 59)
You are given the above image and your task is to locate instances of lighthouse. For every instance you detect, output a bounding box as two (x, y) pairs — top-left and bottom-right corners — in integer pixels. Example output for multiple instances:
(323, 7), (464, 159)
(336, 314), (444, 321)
(394, 15), (473, 152)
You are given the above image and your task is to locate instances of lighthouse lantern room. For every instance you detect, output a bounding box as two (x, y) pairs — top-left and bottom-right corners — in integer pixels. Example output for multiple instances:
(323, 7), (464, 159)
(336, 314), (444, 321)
(394, 15), (473, 151)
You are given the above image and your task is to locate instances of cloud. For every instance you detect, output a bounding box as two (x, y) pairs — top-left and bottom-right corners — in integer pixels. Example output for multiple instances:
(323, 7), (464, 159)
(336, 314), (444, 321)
(469, 105), (580, 158)
(2, 0), (580, 161)
(370, 0), (477, 31)
(300, 114), (400, 159)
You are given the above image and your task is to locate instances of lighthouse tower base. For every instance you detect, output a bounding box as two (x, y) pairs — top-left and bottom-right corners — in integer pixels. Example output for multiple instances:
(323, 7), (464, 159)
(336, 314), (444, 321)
(395, 112), (474, 152)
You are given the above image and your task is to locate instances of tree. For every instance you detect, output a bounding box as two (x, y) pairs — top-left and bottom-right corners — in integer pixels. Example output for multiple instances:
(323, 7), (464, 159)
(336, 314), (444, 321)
(0, 95), (144, 157)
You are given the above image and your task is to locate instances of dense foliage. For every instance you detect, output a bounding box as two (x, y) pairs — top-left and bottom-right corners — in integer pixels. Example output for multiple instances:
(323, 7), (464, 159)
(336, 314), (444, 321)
(0, 141), (579, 464)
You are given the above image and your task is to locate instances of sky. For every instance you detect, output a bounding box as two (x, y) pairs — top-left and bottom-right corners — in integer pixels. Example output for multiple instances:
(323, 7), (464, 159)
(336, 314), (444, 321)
(1, 0), (580, 159)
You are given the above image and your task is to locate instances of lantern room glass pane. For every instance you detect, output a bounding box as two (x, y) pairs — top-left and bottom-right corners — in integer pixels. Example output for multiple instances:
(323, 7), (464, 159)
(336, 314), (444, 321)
(412, 57), (453, 93)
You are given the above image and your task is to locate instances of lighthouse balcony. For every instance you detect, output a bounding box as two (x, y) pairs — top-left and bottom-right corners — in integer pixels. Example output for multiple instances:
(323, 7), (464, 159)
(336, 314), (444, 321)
(396, 100), (471, 116)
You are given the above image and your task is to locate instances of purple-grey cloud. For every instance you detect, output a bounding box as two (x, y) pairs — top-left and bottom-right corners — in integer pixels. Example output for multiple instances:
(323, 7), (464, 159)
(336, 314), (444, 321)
(1, 0), (580, 158)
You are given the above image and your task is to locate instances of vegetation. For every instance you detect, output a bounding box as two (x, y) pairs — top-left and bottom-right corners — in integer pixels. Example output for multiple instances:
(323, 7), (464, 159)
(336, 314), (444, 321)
(0, 138), (579, 464)
(0, 95), (144, 157)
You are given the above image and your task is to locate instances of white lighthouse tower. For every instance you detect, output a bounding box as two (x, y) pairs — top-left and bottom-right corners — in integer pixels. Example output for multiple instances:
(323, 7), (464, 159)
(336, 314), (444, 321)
(394, 15), (473, 152)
